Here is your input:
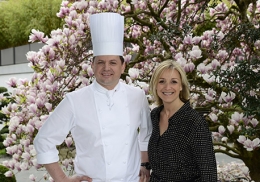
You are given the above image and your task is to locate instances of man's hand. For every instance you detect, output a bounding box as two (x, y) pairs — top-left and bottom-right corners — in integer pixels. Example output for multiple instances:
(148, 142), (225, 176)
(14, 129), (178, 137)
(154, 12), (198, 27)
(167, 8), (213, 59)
(64, 175), (93, 182)
(139, 167), (150, 182)
(44, 163), (92, 182)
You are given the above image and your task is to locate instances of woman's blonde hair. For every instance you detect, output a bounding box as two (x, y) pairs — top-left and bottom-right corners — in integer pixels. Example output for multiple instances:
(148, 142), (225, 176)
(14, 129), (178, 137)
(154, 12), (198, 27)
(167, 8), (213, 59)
(149, 59), (190, 106)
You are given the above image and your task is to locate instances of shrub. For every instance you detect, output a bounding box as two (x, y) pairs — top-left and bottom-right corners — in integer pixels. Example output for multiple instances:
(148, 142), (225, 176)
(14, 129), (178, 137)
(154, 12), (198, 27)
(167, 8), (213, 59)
(0, 165), (16, 182)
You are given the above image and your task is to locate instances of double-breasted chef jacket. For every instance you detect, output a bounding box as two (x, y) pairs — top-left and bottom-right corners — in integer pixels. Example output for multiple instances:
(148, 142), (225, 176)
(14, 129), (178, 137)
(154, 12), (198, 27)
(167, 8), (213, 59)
(33, 79), (152, 182)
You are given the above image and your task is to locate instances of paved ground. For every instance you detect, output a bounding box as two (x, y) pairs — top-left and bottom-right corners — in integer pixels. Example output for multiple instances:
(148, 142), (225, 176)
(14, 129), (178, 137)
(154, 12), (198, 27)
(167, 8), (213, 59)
(0, 153), (243, 182)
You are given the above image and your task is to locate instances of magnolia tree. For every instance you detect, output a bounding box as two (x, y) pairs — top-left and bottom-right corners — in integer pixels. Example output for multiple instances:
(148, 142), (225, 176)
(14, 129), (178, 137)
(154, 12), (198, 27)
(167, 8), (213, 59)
(0, 0), (260, 181)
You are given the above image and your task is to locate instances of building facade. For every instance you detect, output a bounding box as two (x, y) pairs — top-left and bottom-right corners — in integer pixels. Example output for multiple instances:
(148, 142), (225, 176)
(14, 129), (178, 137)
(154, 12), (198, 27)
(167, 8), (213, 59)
(0, 43), (43, 91)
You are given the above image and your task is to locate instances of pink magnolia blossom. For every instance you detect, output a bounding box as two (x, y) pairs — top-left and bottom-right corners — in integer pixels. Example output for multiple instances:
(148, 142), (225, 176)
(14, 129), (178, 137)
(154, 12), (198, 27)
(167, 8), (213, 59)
(57, 6), (70, 18)
(211, 59), (221, 70)
(82, 63), (89, 71)
(128, 68), (140, 80)
(20, 162), (29, 170)
(243, 138), (260, 151)
(202, 74), (216, 83)
(25, 124), (35, 134)
(15, 163), (22, 172)
(254, 40), (260, 49)
(28, 29), (47, 43)
(183, 36), (193, 45)
(184, 62), (195, 72)
(13, 153), (20, 161)
(250, 118), (259, 127)
(6, 77), (18, 88)
(6, 160), (15, 170)
(197, 63), (208, 74)
(80, 77), (90, 86)
(215, 2), (229, 13)
(237, 135), (247, 144)
(221, 91), (236, 103)
(209, 8), (216, 16)
(137, 81), (149, 94)
(21, 152), (31, 161)
(230, 112), (244, 125)
(65, 137), (73, 148)
(9, 116), (20, 129)
(241, 166), (250, 176)
(205, 94), (214, 102)
(3, 137), (14, 147)
(227, 125), (234, 134)
(175, 52), (183, 60)
(44, 102), (52, 112)
(35, 98), (45, 108)
(125, 76), (132, 84)
(209, 113), (218, 122)
(32, 159), (42, 169)
(188, 46), (202, 59)
(46, 35), (62, 47)
(0, 93), (5, 101)
(221, 137), (228, 143)
(176, 57), (187, 67)
(217, 50), (229, 60)
(28, 104), (38, 114)
(218, 125), (226, 135)
(131, 0), (138, 5)
(1, 105), (11, 115)
(249, 90), (256, 96)
(87, 67), (94, 77)
(62, 158), (72, 169)
(29, 174), (37, 181)
(4, 171), (13, 178)
(9, 145), (19, 154)
(26, 51), (39, 65)
(212, 132), (222, 141)
(20, 139), (31, 148)
(192, 36), (201, 44)
(57, 59), (66, 69)
(26, 95), (36, 104)
(131, 44), (140, 52)
(49, 177), (55, 182)
(124, 55), (132, 63)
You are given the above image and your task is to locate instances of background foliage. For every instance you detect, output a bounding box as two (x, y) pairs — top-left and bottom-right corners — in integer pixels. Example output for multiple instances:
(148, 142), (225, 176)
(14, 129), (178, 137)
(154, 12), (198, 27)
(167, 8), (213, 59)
(0, 0), (63, 49)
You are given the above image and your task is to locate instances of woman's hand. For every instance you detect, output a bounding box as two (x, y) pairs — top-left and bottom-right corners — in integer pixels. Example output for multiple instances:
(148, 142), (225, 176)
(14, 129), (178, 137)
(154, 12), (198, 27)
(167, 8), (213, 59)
(139, 167), (150, 182)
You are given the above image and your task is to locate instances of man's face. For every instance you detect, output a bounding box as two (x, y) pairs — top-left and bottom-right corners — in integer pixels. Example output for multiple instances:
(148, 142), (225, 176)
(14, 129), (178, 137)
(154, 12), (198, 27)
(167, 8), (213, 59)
(92, 55), (125, 90)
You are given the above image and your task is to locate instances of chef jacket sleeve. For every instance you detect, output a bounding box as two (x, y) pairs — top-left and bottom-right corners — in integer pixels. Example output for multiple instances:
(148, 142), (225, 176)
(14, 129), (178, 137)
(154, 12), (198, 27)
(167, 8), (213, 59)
(33, 95), (75, 164)
(138, 92), (152, 151)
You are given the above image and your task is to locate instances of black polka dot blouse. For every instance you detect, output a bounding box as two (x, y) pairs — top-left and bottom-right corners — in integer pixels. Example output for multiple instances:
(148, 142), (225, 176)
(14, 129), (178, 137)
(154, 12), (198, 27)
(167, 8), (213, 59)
(148, 101), (217, 182)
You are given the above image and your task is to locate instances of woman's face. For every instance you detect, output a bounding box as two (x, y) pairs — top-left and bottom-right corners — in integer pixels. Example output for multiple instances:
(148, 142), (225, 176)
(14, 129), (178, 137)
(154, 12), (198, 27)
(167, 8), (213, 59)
(156, 68), (182, 104)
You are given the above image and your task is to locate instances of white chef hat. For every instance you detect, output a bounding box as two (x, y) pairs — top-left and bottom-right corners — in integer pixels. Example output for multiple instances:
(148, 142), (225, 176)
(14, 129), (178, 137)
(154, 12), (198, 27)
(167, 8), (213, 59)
(89, 12), (124, 56)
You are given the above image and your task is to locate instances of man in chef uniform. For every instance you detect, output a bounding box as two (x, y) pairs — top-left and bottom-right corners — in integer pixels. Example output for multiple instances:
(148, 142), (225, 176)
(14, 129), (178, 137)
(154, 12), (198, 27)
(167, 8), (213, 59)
(33, 12), (152, 182)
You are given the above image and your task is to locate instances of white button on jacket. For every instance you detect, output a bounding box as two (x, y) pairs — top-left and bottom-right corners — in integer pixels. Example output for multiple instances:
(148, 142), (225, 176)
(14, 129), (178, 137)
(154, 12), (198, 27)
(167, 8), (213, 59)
(34, 80), (152, 182)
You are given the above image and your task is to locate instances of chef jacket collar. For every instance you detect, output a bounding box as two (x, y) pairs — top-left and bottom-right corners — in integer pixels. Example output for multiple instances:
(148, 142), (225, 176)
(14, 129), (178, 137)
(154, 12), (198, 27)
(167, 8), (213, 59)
(93, 79), (120, 95)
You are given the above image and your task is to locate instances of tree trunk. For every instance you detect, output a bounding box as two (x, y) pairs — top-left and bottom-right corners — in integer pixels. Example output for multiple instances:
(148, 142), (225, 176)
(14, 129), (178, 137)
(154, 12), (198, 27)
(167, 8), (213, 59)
(246, 163), (260, 182)
(241, 149), (260, 182)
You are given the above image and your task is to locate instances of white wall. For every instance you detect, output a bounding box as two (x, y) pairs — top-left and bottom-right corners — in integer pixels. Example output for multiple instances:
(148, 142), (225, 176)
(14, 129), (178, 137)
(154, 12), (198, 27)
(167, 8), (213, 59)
(0, 63), (33, 90)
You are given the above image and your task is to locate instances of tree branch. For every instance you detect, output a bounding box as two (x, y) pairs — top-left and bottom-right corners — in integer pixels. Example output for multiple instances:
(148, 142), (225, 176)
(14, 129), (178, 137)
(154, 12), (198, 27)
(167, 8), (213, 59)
(214, 142), (241, 156)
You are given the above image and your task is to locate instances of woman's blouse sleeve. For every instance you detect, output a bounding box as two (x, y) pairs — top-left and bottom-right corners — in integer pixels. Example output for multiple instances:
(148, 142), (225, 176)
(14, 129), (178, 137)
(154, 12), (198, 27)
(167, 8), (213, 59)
(191, 116), (217, 181)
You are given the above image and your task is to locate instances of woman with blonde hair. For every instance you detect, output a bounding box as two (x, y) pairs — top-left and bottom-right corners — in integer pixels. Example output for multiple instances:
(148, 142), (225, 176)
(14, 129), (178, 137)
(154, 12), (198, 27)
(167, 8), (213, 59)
(148, 60), (217, 181)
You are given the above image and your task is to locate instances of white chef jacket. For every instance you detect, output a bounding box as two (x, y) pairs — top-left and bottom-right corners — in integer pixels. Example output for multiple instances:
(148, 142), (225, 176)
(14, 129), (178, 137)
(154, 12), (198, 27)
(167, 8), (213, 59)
(33, 80), (152, 182)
